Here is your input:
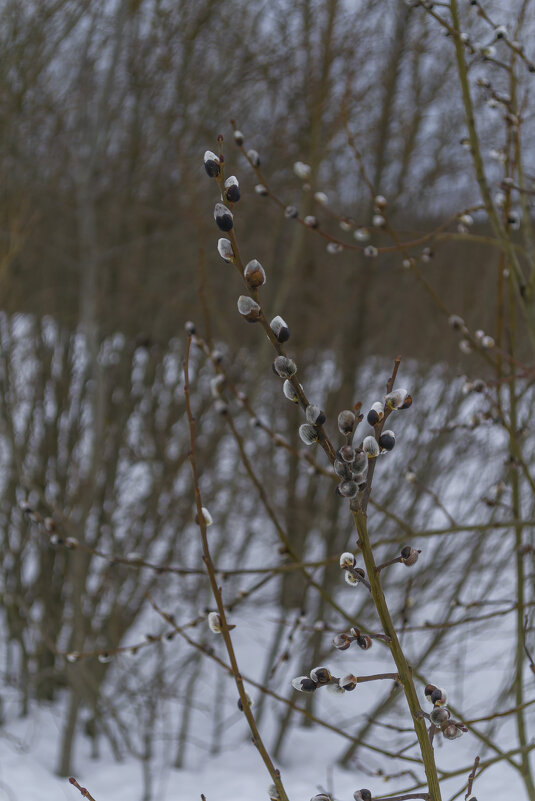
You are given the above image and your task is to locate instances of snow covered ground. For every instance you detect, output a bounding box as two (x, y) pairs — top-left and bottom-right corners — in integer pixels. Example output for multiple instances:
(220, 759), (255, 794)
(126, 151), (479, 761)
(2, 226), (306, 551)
(0, 335), (533, 800)
(1, 597), (531, 801)
(0, 699), (529, 801)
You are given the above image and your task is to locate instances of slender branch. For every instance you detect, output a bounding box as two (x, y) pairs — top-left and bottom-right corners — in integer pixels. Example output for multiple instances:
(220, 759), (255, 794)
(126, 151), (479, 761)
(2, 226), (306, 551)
(464, 756), (480, 800)
(68, 778), (97, 801)
(183, 335), (290, 801)
(351, 510), (443, 801)
(375, 795), (430, 801)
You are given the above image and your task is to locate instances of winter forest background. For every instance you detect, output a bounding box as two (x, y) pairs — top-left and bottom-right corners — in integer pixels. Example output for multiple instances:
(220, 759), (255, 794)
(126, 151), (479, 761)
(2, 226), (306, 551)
(1, 1), (535, 800)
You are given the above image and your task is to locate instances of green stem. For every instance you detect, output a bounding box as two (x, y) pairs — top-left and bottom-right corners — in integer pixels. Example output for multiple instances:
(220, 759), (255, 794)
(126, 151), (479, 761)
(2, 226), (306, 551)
(352, 509), (442, 801)
(508, 354), (535, 799)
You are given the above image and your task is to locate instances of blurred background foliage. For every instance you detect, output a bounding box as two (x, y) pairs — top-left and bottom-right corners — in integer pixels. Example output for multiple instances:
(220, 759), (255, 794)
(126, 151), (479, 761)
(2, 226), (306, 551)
(2, 0), (527, 356)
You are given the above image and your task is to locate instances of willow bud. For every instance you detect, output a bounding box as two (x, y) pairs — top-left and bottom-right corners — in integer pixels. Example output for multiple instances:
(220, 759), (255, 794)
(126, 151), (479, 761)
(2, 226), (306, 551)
(384, 388), (411, 410)
(310, 666), (331, 685)
(425, 685), (447, 706)
(400, 545), (419, 566)
(291, 675), (317, 693)
(367, 401), (384, 426)
(214, 203), (233, 232)
(270, 315), (290, 342)
(442, 722), (464, 740)
(353, 791), (371, 801)
(353, 228), (369, 241)
(337, 480), (358, 498)
(284, 205), (299, 219)
(237, 295), (261, 322)
(459, 339), (472, 354)
(254, 184), (268, 196)
(334, 459), (353, 480)
(201, 507), (213, 526)
(306, 405), (326, 426)
(204, 150), (220, 178)
(294, 161), (311, 180)
(362, 436), (380, 458)
(185, 321), (196, 335)
(314, 191), (328, 205)
(430, 706), (451, 727)
(208, 611), (222, 633)
(299, 424), (318, 445)
(338, 444), (355, 463)
(217, 238), (235, 262)
(66, 652), (80, 663)
(431, 687), (448, 706)
(345, 569), (365, 586)
(233, 130), (244, 146)
(273, 356), (297, 378)
(385, 389), (409, 409)
(339, 552), (356, 568)
(244, 259), (266, 288)
(98, 652), (112, 663)
(247, 149), (260, 167)
(356, 634), (372, 650)
(304, 215), (319, 229)
(448, 314), (465, 330)
(224, 175), (240, 203)
(333, 633), (351, 650)
(283, 379), (299, 402)
(339, 674), (357, 692)
(353, 450), (368, 475)
(338, 410), (355, 435)
(327, 242), (343, 254)
(210, 375), (225, 397)
(378, 430), (395, 451)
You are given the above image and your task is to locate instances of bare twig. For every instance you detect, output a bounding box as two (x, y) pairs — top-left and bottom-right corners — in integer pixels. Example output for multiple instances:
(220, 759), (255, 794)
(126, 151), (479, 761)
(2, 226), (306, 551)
(68, 777), (97, 801)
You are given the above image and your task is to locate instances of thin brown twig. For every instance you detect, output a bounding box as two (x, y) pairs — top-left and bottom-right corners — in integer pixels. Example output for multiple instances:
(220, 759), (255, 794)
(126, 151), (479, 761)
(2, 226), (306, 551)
(375, 795), (430, 801)
(183, 333), (290, 801)
(68, 777), (97, 801)
(464, 755), (480, 800)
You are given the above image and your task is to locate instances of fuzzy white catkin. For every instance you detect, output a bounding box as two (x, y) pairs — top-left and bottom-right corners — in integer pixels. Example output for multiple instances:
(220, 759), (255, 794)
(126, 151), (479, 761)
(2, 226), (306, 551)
(217, 238), (234, 262)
